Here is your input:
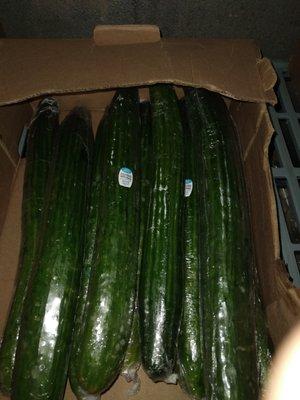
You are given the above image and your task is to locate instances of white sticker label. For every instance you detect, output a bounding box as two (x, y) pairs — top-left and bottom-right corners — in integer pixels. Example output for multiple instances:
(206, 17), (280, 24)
(184, 179), (193, 197)
(118, 167), (133, 188)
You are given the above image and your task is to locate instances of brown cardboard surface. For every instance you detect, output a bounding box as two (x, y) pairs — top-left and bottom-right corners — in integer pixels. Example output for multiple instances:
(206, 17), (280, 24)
(101, 369), (189, 400)
(0, 103), (32, 165)
(0, 38), (276, 106)
(0, 151), (17, 236)
(0, 103), (32, 234)
(0, 161), (23, 336)
(93, 25), (161, 46)
(266, 261), (300, 346)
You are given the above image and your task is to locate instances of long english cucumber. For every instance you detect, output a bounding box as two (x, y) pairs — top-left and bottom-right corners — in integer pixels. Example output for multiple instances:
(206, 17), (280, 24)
(139, 85), (183, 383)
(0, 98), (58, 395)
(70, 89), (140, 396)
(12, 107), (93, 400)
(177, 99), (205, 399)
(185, 88), (258, 399)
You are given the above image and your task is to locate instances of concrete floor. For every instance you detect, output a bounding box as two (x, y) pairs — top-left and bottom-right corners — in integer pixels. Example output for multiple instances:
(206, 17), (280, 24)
(0, 0), (299, 59)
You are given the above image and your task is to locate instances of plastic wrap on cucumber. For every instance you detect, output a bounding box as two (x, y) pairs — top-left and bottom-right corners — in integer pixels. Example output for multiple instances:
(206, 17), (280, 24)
(0, 98), (59, 396)
(184, 88), (258, 399)
(139, 85), (183, 383)
(177, 99), (205, 399)
(69, 119), (104, 400)
(69, 88), (140, 397)
(12, 107), (93, 400)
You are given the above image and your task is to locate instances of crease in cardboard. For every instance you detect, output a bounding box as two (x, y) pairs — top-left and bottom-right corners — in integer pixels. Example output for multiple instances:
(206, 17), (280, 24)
(243, 106), (265, 162)
(261, 116), (280, 253)
(0, 140), (17, 169)
(257, 58), (278, 92)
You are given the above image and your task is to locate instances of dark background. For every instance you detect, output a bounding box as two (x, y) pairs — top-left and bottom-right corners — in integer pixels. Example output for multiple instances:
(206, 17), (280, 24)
(0, 0), (299, 60)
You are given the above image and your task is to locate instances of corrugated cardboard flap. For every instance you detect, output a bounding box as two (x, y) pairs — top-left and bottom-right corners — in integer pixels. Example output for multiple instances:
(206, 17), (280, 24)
(0, 37), (276, 106)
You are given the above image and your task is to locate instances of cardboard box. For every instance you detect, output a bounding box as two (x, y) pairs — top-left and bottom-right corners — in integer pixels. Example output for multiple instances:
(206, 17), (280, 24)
(0, 24), (299, 399)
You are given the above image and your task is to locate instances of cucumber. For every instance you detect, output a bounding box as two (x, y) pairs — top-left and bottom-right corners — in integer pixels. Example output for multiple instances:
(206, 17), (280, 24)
(121, 102), (152, 394)
(70, 89), (140, 396)
(184, 88), (258, 399)
(139, 84), (183, 383)
(12, 107), (93, 400)
(0, 98), (59, 395)
(177, 100), (205, 399)
(69, 119), (105, 400)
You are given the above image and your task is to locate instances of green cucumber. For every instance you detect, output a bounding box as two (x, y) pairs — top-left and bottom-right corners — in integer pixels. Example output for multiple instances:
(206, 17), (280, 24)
(71, 88), (140, 396)
(177, 100), (205, 399)
(121, 102), (152, 394)
(12, 107), (93, 400)
(69, 118), (106, 400)
(0, 98), (59, 395)
(139, 84), (183, 383)
(185, 88), (258, 399)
